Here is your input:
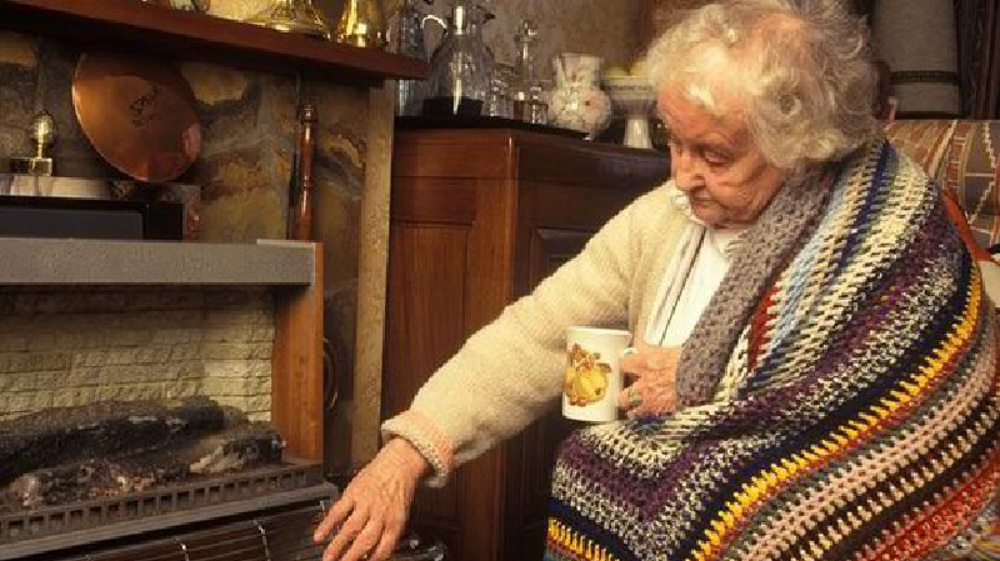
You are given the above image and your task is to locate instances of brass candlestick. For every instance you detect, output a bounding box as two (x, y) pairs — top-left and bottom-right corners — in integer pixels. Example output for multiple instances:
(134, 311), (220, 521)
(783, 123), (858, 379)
(334, 0), (387, 49)
(289, 104), (318, 241)
(246, 0), (331, 40)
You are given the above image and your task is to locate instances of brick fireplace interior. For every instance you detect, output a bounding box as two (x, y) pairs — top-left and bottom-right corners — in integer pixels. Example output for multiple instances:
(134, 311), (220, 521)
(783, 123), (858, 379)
(0, 286), (275, 422)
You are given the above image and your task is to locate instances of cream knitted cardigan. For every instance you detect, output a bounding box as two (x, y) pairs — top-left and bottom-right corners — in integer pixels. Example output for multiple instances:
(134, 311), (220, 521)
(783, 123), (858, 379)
(381, 182), (689, 486)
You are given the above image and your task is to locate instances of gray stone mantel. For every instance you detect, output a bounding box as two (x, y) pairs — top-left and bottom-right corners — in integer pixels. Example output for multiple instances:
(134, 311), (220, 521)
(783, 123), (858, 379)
(0, 238), (315, 286)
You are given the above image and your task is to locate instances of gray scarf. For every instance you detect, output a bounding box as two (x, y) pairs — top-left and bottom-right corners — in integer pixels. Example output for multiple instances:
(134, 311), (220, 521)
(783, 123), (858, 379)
(674, 170), (834, 406)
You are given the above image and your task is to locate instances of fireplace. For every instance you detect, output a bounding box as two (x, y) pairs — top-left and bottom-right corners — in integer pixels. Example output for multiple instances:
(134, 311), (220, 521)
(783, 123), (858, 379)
(0, 237), (332, 561)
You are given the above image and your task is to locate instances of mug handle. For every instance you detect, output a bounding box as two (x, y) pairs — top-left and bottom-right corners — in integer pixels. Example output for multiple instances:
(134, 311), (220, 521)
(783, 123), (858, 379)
(621, 346), (638, 358)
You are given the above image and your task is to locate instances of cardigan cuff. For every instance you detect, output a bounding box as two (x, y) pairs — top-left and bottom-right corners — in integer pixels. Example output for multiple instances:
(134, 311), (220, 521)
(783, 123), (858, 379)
(381, 410), (455, 488)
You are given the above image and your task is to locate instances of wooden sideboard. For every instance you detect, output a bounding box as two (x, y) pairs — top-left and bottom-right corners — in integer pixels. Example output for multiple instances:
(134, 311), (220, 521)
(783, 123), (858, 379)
(384, 128), (670, 561)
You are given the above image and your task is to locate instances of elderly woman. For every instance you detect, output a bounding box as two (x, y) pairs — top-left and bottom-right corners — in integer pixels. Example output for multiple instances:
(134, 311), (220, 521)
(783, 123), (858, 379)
(315, 1), (1000, 560)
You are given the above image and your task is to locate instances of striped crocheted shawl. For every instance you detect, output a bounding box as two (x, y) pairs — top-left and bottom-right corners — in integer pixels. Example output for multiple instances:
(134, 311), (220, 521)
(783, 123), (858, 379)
(545, 138), (1000, 561)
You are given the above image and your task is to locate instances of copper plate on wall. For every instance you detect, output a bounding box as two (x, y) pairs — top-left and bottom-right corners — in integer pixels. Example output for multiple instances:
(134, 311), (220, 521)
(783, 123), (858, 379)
(72, 52), (202, 182)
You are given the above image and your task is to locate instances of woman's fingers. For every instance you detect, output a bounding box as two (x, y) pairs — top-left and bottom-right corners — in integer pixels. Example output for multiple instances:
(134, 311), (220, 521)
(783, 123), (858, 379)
(314, 495), (353, 543)
(322, 506), (370, 561)
(314, 439), (426, 561)
(338, 517), (385, 561)
(370, 518), (405, 561)
(621, 352), (643, 377)
(621, 346), (680, 377)
(620, 378), (678, 419)
(619, 343), (681, 417)
(618, 384), (641, 410)
(317, 483), (403, 561)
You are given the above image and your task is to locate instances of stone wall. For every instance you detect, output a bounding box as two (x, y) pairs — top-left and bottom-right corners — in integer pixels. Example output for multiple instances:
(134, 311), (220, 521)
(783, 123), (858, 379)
(0, 287), (274, 422)
(0, 3), (384, 471)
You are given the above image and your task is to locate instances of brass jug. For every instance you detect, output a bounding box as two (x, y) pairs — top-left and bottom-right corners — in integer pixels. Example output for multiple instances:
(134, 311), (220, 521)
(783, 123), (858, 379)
(334, 0), (387, 48)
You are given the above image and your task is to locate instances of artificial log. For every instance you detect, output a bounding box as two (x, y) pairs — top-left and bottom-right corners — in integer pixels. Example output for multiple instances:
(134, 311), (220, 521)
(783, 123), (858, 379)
(2, 423), (283, 511)
(0, 397), (246, 485)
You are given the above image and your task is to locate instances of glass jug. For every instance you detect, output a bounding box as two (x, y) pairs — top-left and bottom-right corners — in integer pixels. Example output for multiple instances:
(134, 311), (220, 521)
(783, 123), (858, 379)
(395, 0), (435, 116)
(422, 0), (494, 116)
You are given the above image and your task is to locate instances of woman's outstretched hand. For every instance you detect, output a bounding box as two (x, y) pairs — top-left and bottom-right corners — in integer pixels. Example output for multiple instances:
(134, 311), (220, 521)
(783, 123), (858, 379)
(618, 341), (680, 419)
(313, 438), (429, 561)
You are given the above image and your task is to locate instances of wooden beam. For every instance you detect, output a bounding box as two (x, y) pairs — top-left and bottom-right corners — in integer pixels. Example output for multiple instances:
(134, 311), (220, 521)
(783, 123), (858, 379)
(271, 243), (324, 462)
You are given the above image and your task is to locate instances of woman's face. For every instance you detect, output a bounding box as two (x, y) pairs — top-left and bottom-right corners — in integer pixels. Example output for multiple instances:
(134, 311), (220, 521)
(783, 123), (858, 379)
(658, 88), (784, 229)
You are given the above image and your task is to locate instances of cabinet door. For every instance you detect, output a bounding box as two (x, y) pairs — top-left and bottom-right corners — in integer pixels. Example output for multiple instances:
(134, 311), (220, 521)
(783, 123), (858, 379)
(384, 173), (515, 561)
(503, 227), (595, 561)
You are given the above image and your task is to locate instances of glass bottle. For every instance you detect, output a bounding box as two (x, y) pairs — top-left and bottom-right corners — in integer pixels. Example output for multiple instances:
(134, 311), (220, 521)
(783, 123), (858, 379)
(511, 18), (541, 122)
(468, 3), (496, 97)
(526, 84), (548, 125)
(485, 64), (512, 118)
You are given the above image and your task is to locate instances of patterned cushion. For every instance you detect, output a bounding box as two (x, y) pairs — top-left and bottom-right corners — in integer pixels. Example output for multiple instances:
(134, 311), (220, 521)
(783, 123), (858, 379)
(943, 189), (1000, 308)
(886, 120), (1000, 248)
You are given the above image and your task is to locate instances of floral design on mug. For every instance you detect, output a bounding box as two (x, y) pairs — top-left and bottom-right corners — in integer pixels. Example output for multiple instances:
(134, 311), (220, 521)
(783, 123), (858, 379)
(564, 343), (611, 406)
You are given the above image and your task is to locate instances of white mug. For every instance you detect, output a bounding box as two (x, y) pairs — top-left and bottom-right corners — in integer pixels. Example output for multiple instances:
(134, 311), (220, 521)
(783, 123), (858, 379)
(563, 326), (632, 422)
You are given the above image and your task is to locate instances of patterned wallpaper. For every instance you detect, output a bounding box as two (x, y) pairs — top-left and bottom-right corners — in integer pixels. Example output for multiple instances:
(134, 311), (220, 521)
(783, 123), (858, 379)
(423, 0), (645, 81)
(646, 0), (712, 39)
(644, 0), (874, 42)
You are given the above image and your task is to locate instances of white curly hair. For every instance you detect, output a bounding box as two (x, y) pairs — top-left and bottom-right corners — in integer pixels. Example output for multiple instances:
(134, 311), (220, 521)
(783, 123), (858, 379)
(645, 0), (877, 173)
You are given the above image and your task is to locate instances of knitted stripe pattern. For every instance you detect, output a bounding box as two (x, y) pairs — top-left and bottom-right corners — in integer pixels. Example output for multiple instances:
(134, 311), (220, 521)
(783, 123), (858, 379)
(544, 139), (1000, 561)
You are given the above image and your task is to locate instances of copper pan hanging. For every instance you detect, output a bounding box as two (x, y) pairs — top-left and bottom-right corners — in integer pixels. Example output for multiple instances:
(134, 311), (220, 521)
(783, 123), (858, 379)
(72, 52), (201, 183)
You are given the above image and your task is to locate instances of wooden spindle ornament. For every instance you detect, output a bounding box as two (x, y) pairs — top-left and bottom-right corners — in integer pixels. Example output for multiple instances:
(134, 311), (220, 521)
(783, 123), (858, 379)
(291, 104), (318, 241)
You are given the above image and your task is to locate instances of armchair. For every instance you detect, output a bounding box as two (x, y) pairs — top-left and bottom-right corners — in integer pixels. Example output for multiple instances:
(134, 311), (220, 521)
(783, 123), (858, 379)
(886, 120), (1000, 560)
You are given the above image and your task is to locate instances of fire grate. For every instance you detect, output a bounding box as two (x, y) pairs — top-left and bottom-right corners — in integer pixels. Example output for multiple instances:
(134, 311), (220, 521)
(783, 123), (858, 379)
(66, 501), (333, 561)
(0, 463), (336, 560)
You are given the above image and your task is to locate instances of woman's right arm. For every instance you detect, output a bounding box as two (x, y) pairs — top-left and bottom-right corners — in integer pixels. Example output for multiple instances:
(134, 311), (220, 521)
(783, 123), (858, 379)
(383, 188), (666, 484)
(313, 187), (668, 561)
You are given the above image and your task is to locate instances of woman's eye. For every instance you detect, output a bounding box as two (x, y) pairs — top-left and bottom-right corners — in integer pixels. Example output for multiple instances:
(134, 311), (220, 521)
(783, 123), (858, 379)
(704, 152), (729, 166)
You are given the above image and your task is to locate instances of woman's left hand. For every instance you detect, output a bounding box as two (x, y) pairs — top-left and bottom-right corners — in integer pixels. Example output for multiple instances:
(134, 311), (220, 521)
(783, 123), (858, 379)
(618, 341), (680, 419)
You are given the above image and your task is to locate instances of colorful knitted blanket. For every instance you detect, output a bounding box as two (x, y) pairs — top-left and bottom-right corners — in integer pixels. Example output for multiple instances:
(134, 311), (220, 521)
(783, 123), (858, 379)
(545, 138), (1000, 561)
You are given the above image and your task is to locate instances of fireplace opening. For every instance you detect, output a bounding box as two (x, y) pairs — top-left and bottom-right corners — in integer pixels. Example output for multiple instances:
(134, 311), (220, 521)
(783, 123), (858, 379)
(0, 241), (330, 561)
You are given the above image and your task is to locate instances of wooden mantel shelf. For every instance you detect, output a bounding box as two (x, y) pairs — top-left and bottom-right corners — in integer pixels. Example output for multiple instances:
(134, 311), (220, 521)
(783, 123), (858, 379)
(0, 237), (316, 286)
(0, 0), (429, 83)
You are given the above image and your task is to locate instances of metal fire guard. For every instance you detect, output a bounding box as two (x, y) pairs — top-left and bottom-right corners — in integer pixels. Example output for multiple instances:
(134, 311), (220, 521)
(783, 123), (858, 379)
(0, 463), (335, 560)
